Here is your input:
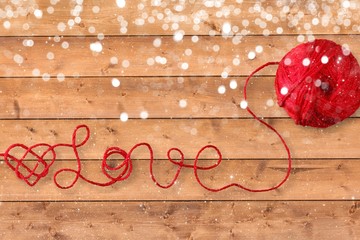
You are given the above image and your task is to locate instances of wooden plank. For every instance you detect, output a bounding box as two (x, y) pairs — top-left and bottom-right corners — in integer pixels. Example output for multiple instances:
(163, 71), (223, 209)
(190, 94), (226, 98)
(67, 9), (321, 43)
(0, 201), (359, 239)
(0, 1), (357, 239)
(0, 76), (283, 119)
(0, 0), (358, 36)
(0, 158), (359, 201)
(0, 35), (359, 77)
(0, 119), (358, 160)
(1, 77), (359, 119)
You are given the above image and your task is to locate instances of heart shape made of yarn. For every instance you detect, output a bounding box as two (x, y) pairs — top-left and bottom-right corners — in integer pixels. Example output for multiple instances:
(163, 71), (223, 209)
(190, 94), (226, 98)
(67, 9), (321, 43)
(3, 143), (56, 186)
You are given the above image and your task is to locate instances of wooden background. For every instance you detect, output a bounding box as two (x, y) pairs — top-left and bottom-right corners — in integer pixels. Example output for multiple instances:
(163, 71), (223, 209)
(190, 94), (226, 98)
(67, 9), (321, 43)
(0, 0), (359, 239)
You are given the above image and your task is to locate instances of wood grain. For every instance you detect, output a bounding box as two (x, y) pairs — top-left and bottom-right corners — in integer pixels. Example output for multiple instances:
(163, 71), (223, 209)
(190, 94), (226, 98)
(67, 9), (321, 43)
(0, 119), (358, 159)
(0, 159), (359, 201)
(1, 0), (359, 239)
(0, 76), (285, 119)
(0, 201), (359, 239)
(0, 0), (358, 36)
(1, 35), (359, 77)
(1, 77), (359, 119)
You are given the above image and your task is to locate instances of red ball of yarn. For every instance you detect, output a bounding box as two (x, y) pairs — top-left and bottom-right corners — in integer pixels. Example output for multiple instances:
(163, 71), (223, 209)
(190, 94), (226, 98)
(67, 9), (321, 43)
(275, 39), (360, 128)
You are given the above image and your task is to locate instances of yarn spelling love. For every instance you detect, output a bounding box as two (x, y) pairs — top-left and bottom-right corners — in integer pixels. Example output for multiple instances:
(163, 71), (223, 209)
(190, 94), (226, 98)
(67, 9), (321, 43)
(0, 125), (290, 192)
(1, 39), (358, 192)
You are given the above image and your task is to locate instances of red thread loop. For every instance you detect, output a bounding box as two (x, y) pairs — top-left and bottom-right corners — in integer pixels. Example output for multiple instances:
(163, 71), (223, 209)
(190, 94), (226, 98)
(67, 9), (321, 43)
(102, 147), (131, 181)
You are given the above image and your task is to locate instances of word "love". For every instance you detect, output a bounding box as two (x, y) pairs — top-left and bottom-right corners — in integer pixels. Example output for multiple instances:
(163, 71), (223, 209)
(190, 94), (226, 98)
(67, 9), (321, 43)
(0, 125), (291, 192)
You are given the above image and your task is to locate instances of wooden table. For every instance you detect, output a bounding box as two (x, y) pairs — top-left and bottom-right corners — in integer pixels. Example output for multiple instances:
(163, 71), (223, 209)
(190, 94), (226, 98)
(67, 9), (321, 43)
(0, 1), (359, 239)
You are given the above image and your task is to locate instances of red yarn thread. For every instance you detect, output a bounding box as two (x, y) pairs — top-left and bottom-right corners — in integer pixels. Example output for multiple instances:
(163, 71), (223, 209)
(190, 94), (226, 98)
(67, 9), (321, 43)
(0, 61), (293, 192)
(275, 39), (360, 128)
(1, 39), (358, 191)
(0, 117), (291, 192)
